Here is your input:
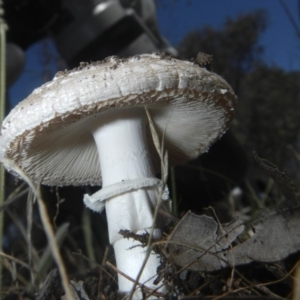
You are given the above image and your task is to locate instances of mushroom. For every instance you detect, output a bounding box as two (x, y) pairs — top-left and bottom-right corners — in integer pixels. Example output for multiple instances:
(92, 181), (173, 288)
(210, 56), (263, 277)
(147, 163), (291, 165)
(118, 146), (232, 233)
(0, 54), (236, 298)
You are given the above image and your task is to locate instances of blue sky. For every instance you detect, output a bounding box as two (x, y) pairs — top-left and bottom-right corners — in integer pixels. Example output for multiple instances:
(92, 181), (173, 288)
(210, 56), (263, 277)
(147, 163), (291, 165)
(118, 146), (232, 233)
(8, 0), (300, 108)
(156, 0), (300, 70)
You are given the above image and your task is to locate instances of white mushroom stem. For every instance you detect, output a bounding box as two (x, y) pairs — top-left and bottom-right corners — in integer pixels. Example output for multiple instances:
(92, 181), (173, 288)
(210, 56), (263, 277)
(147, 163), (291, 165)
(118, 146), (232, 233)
(90, 108), (166, 298)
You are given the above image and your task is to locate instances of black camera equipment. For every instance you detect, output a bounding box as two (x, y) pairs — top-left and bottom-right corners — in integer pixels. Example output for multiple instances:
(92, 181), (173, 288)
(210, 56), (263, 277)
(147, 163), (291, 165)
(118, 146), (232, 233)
(4, 0), (176, 69)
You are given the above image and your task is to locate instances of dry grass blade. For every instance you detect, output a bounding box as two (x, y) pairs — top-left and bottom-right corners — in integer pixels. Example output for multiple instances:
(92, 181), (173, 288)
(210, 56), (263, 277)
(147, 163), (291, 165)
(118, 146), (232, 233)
(293, 262), (300, 300)
(0, 1), (8, 289)
(82, 208), (96, 265)
(26, 189), (35, 285)
(36, 223), (69, 277)
(127, 107), (170, 299)
(0, 183), (29, 212)
(145, 107), (169, 179)
(162, 150), (169, 184)
(170, 167), (178, 217)
(145, 107), (162, 160)
(0, 159), (73, 300)
(0, 251), (31, 270)
(0, 0), (6, 122)
(106, 261), (165, 298)
(145, 106), (169, 184)
(35, 185), (73, 299)
(253, 151), (300, 204)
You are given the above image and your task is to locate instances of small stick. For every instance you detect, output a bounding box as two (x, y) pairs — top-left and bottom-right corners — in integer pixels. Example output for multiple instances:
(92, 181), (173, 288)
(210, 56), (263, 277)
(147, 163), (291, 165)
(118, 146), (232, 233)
(106, 261), (164, 298)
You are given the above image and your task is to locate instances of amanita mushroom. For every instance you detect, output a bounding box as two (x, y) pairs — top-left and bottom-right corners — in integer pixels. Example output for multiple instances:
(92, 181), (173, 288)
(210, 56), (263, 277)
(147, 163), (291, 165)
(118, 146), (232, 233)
(0, 54), (236, 298)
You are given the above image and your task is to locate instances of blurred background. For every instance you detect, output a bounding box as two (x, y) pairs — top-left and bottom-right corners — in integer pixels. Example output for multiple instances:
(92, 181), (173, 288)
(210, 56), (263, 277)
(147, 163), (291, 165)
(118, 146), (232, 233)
(2, 0), (300, 297)
(5, 0), (300, 201)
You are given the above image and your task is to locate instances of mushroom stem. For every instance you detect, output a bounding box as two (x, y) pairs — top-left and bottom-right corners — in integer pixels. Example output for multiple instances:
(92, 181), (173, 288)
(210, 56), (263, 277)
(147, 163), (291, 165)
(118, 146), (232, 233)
(90, 108), (166, 298)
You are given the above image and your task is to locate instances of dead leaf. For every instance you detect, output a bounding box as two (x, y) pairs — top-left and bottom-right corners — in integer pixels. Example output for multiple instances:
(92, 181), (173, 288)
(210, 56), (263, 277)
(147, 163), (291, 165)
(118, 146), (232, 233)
(230, 206), (300, 264)
(166, 207), (300, 271)
(165, 212), (244, 271)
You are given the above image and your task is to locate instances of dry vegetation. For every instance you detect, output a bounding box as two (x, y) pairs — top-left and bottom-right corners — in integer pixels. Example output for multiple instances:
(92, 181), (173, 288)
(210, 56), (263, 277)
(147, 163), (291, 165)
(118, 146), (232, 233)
(1, 5), (300, 300)
(1, 111), (300, 300)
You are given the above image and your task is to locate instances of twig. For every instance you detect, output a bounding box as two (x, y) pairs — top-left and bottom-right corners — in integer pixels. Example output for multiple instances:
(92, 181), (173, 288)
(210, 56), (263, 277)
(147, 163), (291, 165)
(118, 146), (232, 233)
(106, 261), (164, 298)
(279, 0), (300, 39)
(72, 250), (117, 284)
(212, 259), (300, 300)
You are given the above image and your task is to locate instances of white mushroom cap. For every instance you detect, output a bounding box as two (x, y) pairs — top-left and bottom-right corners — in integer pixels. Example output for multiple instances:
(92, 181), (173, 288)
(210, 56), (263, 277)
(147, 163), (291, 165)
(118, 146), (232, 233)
(0, 53), (236, 185)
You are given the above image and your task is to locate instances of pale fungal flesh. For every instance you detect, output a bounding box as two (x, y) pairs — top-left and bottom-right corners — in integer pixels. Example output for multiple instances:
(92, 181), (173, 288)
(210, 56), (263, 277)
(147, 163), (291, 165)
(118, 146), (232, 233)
(88, 107), (167, 297)
(0, 54), (236, 185)
(0, 53), (237, 298)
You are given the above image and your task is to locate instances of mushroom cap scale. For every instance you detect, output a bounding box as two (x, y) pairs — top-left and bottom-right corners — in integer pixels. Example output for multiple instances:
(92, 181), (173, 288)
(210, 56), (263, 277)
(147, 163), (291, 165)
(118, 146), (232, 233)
(0, 53), (236, 186)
